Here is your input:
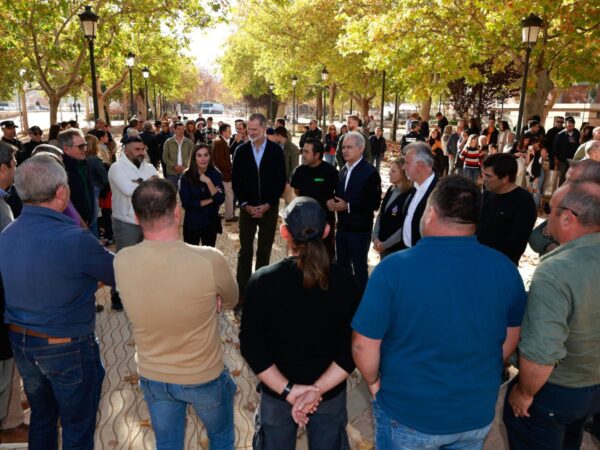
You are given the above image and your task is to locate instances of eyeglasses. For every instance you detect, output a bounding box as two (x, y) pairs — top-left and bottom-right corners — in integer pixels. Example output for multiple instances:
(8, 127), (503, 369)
(72, 143), (87, 150)
(544, 203), (578, 217)
(31, 132), (42, 136)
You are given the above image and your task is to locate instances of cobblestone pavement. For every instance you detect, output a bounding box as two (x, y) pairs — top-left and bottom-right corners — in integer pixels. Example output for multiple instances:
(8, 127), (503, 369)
(15, 153), (596, 449)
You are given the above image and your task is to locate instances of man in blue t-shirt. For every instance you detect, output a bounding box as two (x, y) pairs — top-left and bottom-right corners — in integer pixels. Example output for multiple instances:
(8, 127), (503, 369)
(352, 175), (526, 449)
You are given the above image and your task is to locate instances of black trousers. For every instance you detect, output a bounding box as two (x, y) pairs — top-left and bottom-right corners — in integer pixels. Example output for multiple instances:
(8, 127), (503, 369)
(183, 220), (218, 247)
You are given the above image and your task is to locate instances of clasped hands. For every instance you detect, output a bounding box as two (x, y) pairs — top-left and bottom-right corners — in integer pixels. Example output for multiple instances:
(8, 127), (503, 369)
(245, 203), (270, 219)
(286, 384), (323, 428)
(326, 197), (348, 213)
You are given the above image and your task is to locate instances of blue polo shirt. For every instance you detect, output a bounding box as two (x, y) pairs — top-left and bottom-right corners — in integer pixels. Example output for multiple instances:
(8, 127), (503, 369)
(0, 205), (115, 337)
(352, 236), (526, 434)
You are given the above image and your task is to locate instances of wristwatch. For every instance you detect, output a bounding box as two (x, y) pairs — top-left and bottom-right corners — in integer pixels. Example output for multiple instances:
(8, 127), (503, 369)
(280, 381), (293, 400)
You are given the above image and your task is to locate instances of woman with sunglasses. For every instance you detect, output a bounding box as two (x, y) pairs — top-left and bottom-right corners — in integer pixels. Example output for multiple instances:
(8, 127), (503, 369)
(179, 143), (224, 247)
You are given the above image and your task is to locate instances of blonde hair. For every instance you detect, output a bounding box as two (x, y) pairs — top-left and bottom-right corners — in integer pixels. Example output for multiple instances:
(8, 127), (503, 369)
(85, 134), (100, 157)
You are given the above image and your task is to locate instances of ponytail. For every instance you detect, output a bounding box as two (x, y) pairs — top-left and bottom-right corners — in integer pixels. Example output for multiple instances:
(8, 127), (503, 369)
(292, 238), (330, 290)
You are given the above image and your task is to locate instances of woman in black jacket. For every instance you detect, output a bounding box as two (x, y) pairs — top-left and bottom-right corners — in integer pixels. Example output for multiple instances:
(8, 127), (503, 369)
(372, 157), (413, 257)
(240, 197), (360, 450)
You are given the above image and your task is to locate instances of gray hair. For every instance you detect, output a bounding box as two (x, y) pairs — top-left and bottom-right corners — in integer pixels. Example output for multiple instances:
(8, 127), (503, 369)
(31, 144), (64, 160)
(344, 131), (365, 150)
(14, 154), (68, 204)
(57, 128), (84, 149)
(143, 121), (154, 132)
(248, 113), (267, 127)
(559, 182), (600, 227)
(405, 141), (434, 167)
(0, 140), (16, 166)
(585, 140), (600, 157)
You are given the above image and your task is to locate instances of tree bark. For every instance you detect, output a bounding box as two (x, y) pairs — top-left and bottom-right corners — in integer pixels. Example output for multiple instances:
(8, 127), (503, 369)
(328, 83), (337, 123)
(18, 89), (28, 131)
(542, 87), (561, 123)
(524, 67), (554, 123)
(419, 95), (432, 121)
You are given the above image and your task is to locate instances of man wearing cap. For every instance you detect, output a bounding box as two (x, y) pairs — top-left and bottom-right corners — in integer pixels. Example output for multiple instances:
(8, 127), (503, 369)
(240, 196), (361, 449)
(0, 154), (115, 449)
(327, 131), (381, 293)
(108, 136), (158, 311)
(0, 122), (22, 154)
(114, 179), (238, 449)
(18, 126), (44, 165)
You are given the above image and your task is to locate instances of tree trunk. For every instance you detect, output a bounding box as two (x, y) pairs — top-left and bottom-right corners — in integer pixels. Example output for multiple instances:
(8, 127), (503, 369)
(18, 89), (28, 131)
(358, 97), (370, 120)
(328, 83), (337, 123)
(276, 101), (287, 119)
(524, 67), (554, 123)
(98, 93), (106, 122)
(542, 87), (561, 124)
(49, 95), (60, 125)
(419, 96), (432, 121)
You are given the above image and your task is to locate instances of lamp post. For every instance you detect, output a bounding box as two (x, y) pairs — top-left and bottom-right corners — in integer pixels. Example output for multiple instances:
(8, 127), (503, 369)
(269, 83), (274, 123)
(516, 13), (543, 138)
(291, 75), (298, 137)
(153, 84), (157, 119)
(142, 67), (150, 119)
(125, 52), (135, 118)
(380, 70), (386, 130)
(78, 5), (99, 121)
(321, 67), (329, 134)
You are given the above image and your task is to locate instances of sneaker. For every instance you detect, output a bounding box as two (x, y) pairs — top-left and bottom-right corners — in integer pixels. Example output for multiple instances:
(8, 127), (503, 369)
(111, 293), (124, 311)
(225, 217), (239, 223)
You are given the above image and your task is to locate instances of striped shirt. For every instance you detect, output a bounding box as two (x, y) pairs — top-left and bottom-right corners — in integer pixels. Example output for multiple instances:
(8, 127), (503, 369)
(461, 147), (481, 168)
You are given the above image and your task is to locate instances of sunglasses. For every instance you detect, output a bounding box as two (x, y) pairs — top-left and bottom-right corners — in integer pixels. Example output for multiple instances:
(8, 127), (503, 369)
(72, 143), (88, 150)
(544, 203), (578, 216)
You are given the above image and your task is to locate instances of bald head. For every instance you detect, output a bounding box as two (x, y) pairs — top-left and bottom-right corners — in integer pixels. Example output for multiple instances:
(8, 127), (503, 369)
(548, 182), (600, 243)
(585, 140), (600, 161)
(567, 159), (600, 184)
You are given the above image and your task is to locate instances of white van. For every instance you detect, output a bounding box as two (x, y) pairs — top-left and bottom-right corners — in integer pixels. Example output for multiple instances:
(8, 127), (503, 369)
(199, 102), (224, 114)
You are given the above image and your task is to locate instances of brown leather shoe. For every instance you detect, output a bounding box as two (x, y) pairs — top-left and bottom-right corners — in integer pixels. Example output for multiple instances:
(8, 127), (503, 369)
(0, 423), (29, 443)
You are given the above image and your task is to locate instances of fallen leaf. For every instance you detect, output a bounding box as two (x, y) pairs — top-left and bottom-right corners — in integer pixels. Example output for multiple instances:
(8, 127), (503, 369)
(140, 419), (151, 428)
(123, 374), (139, 385)
(245, 402), (256, 412)
(231, 369), (241, 376)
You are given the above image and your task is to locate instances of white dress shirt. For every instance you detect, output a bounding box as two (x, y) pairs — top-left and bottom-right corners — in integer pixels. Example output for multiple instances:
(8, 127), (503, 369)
(251, 138), (267, 168)
(402, 172), (435, 247)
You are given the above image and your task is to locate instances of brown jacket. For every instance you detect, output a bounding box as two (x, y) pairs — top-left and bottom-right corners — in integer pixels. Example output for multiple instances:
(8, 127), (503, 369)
(212, 136), (232, 181)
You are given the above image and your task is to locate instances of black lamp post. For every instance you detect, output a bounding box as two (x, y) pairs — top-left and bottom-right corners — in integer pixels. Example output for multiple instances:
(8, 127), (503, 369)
(380, 70), (386, 130)
(321, 67), (329, 134)
(516, 13), (543, 138)
(269, 83), (274, 122)
(125, 52), (135, 118)
(78, 5), (99, 121)
(142, 67), (150, 119)
(291, 75), (297, 137)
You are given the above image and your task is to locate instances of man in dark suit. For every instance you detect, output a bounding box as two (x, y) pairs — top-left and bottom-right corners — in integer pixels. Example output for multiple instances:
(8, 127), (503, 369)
(139, 121), (160, 169)
(401, 142), (437, 248)
(327, 131), (381, 292)
(232, 113), (286, 303)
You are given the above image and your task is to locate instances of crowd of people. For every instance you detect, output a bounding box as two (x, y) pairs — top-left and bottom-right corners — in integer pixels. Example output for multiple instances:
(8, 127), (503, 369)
(0, 109), (599, 450)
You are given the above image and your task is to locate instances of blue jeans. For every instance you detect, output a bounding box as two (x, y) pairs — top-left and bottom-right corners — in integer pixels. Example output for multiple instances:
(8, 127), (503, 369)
(530, 170), (545, 208)
(373, 154), (383, 172)
(335, 230), (371, 293)
(373, 398), (491, 450)
(253, 389), (349, 450)
(9, 331), (104, 450)
(503, 379), (600, 450)
(139, 370), (236, 450)
(463, 167), (480, 183)
(323, 153), (336, 167)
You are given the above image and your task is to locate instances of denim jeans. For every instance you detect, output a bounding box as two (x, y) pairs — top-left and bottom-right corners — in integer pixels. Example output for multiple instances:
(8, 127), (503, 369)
(335, 230), (371, 293)
(530, 170), (545, 208)
(503, 378), (600, 450)
(139, 370), (236, 450)
(373, 398), (491, 450)
(463, 167), (480, 184)
(9, 331), (104, 450)
(253, 389), (349, 450)
(373, 154), (383, 172)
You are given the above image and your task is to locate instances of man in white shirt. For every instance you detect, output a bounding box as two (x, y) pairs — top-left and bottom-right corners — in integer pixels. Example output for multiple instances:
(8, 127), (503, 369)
(108, 136), (158, 310)
(401, 142), (437, 248)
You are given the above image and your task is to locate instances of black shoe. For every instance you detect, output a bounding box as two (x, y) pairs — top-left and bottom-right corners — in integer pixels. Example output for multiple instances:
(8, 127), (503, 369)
(95, 304), (105, 313)
(111, 293), (124, 311)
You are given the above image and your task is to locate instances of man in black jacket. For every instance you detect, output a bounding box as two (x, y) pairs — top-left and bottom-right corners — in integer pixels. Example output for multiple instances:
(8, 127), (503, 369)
(552, 116), (581, 186)
(232, 113), (286, 302)
(401, 142), (438, 248)
(328, 131), (381, 293)
(139, 121), (160, 169)
(58, 129), (95, 227)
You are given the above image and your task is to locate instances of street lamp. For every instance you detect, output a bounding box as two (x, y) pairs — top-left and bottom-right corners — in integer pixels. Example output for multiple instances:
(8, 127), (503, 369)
(142, 67), (150, 119)
(78, 5), (99, 121)
(516, 13), (543, 138)
(321, 67), (329, 134)
(125, 51), (135, 118)
(269, 83), (274, 123)
(291, 75), (297, 137)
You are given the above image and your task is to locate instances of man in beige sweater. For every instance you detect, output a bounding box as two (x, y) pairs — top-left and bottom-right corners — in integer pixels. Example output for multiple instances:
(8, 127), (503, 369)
(114, 178), (238, 449)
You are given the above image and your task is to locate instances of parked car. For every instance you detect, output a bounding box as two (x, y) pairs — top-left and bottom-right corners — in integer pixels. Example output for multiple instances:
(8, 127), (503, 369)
(199, 102), (224, 114)
(0, 101), (16, 111)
